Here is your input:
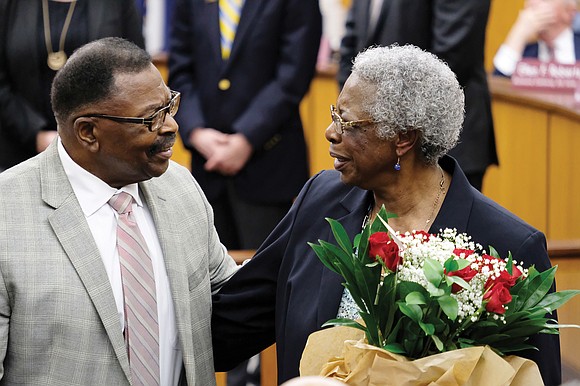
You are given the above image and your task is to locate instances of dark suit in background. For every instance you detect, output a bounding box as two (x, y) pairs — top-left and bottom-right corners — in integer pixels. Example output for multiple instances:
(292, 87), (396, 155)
(338, 0), (497, 191)
(168, 0), (321, 250)
(169, 1), (321, 384)
(0, 0), (144, 171)
(211, 156), (561, 386)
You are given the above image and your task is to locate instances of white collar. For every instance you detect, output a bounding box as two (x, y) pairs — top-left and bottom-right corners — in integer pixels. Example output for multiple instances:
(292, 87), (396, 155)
(57, 138), (143, 217)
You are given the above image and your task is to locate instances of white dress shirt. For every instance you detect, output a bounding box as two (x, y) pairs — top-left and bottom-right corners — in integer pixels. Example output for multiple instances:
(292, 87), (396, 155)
(494, 28), (576, 76)
(57, 138), (183, 385)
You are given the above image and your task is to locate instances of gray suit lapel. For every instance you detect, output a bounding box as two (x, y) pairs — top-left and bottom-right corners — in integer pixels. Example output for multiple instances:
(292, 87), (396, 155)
(140, 180), (195, 378)
(40, 144), (131, 381)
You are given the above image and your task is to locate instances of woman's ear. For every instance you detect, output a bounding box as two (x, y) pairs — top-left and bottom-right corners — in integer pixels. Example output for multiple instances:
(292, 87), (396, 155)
(394, 130), (419, 157)
(73, 117), (100, 152)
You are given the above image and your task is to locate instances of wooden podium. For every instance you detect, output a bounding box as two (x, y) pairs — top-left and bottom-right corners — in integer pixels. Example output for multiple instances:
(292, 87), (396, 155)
(486, 76), (580, 376)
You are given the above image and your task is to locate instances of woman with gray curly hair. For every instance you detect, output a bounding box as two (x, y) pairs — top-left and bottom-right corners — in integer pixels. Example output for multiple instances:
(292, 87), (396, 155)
(352, 45), (464, 166)
(212, 45), (560, 385)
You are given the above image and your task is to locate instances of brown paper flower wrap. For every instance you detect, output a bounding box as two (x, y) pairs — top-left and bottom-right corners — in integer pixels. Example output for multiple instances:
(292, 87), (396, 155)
(300, 327), (543, 386)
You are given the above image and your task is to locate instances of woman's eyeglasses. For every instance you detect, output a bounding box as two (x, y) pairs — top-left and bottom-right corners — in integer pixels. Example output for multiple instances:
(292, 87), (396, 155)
(330, 104), (379, 134)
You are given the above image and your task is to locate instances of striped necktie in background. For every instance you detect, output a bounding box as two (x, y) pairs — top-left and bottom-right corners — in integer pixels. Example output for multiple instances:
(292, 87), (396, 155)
(219, 0), (244, 59)
(109, 192), (160, 386)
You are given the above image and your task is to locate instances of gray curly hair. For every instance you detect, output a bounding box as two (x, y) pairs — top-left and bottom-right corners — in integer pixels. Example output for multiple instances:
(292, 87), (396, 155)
(351, 45), (465, 164)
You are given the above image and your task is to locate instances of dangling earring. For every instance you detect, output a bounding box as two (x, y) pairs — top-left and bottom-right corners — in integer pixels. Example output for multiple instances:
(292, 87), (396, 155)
(394, 157), (401, 171)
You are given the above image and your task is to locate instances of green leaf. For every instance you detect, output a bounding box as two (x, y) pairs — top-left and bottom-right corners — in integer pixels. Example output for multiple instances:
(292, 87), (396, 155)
(359, 311), (381, 347)
(520, 267), (557, 310)
(399, 303), (423, 323)
(425, 281), (445, 297)
(445, 275), (471, 292)
(383, 343), (406, 354)
(505, 251), (514, 275)
(534, 290), (580, 313)
(318, 240), (353, 270)
(438, 295), (459, 321)
(356, 222), (372, 264)
(488, 245), (500, 259)
(326, 218), (353, 255)
(386, 317), (404, 345)
(550, 324), (580, 329)
(431, 335), (444, 351)
(443, 256), (470, 271)
(353, 233), (362, 248)
(475, 333), (511, 345)
(308, 242), (341, 275)
(424, 258), (444, 287)
(322, 318), (366, 331)
(398, 281), (428, 299)
(419, 321), (435, 335)
(496, 343), (538, 354)
(444, 258), (459, 273)
(406, 291), (427, 305)
(456, 259), (471, 270)
(378, 273), (398, 338)
(372, 206), (398, 235)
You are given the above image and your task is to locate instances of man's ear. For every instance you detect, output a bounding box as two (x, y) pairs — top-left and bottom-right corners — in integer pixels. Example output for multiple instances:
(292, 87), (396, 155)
(73, 117), (100, 152)
(394, 130), (419, 157)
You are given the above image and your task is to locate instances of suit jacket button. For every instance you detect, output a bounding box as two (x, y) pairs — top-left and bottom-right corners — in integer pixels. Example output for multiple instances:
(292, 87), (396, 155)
(218, 79), (231, 90)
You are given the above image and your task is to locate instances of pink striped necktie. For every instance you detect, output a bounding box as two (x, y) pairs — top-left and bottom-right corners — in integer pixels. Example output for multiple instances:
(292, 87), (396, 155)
(109, 192), (160, 386)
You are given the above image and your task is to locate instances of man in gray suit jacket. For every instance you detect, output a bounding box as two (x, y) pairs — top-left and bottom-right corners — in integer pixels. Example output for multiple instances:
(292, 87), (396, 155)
(0, 37), (238, 385)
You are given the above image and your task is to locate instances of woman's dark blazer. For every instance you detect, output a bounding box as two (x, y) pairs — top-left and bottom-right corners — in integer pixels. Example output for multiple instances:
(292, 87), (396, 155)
(212, 156), (561, 386)
(0, 0), (144, 169)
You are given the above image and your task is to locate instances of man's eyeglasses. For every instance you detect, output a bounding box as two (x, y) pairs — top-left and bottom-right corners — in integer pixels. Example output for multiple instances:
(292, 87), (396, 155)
(81, 90), (181, 132)
(330, 104), (380, 134)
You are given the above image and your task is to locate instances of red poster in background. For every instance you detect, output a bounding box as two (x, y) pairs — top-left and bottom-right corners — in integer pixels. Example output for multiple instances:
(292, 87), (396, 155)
(511, 59), (580, 92)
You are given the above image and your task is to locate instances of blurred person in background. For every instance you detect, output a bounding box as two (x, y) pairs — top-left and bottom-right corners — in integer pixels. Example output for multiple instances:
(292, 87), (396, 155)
(134, 0), (175, 57)
(168, 0), (321, 384)
(318, 0), (349, 67)
(494, 0), (578, 77)
(338, 0), (497, 192)
(0, 0), (144, 172)
(168, 0), (321, 252)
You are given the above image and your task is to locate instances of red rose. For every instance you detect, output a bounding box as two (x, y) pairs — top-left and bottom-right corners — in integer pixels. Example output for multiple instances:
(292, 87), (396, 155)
(368, 232), (400, 272)
(446, 266), (478, 293)
(496, 269), (521, 287)
(484, 264), (523, 290)
(511, 264), (523, 280)
(483, 283), (512, 314)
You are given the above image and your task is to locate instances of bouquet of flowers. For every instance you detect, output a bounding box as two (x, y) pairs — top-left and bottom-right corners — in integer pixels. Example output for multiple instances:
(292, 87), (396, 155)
(302, 206), (579, 385)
